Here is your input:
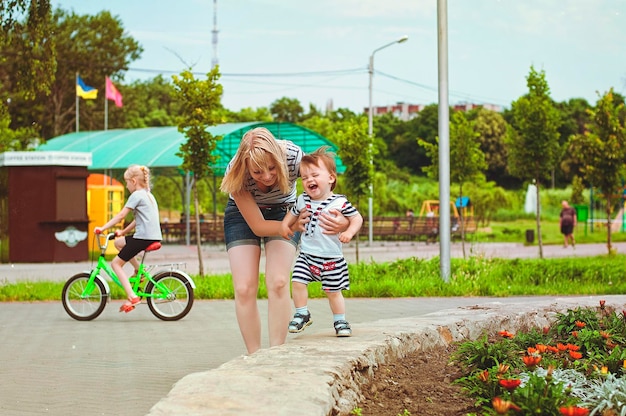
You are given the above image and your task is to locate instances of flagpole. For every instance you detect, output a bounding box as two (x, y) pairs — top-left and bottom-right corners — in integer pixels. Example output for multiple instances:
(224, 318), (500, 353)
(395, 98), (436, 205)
(104, 76), (108, 131)
(75, 73), (80, 133)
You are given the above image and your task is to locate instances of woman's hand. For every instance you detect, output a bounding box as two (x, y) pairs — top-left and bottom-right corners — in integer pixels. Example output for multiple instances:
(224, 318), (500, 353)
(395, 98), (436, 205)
(318, 208), (349, 234)
(292, 209), (311, 232)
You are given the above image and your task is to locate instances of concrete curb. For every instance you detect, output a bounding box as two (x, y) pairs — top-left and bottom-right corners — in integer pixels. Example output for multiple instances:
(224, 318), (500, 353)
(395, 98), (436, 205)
(147, 297), (606, 416)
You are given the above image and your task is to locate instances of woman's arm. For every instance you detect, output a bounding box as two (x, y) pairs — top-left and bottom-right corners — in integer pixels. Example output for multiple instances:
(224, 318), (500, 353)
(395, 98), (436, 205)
(232, 191), (283, 237)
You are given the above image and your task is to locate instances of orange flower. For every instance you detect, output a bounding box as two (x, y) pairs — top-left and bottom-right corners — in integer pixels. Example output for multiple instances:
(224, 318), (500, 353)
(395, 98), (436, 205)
(572, 331), (579, 338)
(498, 330), (514, 338)
(499, 378), (521, 391)
(575, 320), (586, 328)
(527, 346), (538, 355)
(547, 345), (560, 354)
(478, 369), (490, 382)
(567, 344), (580, 351)
(497, 363), (510, 374)
(557, 343), (569, 351)
(493, 397), (521, 414)
(559, 406), (590, 416)
(535, 344), (548, 353)
(600, 331), (610, 339)
(569, 350), (583, 360)
(523, 355), (542, 367)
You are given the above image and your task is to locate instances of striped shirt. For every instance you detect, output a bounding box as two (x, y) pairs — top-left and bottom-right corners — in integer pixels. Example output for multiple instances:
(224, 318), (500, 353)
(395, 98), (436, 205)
(226, 140), (303, 205)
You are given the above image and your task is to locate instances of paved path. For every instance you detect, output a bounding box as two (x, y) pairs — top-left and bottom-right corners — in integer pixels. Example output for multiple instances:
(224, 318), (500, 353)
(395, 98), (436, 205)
(0, 241), (621, 416)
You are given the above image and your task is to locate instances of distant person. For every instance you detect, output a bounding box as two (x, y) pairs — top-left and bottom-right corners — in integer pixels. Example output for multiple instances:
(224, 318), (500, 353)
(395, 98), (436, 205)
(406, 209), (415, 230)
(559, 200), (577, 248)
(280, 146), (363, 337)
(94, 165), (162, 313)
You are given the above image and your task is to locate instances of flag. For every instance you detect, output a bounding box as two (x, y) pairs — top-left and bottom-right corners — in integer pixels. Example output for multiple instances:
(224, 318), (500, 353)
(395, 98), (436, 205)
(76, 75), (98, 99)
(105, 76), (123, 108)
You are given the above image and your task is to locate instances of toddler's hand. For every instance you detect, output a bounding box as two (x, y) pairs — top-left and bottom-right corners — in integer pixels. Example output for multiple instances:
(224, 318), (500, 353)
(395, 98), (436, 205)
(94, 227), (104, 235)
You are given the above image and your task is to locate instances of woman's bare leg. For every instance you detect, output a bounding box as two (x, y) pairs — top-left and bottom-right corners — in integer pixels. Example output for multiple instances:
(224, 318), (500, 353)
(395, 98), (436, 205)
(228, 245), (262, 354)
(264, 240), (296, 348)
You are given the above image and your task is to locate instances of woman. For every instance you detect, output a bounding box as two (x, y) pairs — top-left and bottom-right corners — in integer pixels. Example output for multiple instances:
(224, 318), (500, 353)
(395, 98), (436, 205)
(220, 127), (347, 354)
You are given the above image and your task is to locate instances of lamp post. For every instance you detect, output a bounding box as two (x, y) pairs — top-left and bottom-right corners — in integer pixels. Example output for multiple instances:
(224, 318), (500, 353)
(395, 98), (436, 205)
(368, 35), (408, 246)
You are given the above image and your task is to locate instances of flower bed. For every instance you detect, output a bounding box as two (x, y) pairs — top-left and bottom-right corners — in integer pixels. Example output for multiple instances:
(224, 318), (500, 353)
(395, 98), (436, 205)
(453, 300), (626, 415)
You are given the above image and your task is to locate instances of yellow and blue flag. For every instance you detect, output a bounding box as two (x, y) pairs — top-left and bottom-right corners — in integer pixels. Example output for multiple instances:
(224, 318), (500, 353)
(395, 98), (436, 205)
(76, 75), (98, 99)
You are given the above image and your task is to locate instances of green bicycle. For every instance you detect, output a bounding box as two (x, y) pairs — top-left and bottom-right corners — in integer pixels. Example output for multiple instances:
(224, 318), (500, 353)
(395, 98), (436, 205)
(62, 232), (195, 321)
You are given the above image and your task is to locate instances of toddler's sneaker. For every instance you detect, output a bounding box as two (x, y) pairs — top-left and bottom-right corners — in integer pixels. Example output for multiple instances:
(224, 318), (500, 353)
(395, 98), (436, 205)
(288, 312), (312, 333)
(334, 320), (352, 337)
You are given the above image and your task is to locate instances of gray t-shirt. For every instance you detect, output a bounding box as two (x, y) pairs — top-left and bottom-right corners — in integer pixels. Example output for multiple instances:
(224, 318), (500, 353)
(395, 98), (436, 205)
(125, 189), (162, 240)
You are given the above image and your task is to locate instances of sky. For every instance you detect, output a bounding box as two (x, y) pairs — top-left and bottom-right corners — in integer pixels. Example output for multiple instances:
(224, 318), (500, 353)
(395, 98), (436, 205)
(50, 0), (626, 113)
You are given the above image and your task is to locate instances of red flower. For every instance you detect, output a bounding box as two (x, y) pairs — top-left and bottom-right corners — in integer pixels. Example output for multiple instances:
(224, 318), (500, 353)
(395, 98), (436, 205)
(572, 331), (579, 338)
(559, 406), (589, 416)
(567, 344), (580, 351)
(499, 378), (521, 391)
(557, 343), (569, 351)
(498, 330), (514, 338)
(600, 331), (610, 339)
(575, 320), (586, 328)
(599, 300), (606, 309)
(543, 326), (550, 335)
(569, 350), (583, 360)
(547, 345), (560, 354)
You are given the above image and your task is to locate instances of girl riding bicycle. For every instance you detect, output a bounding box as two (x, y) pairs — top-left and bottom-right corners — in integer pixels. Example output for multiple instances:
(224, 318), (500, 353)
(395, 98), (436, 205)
(94, 164), (162, 313)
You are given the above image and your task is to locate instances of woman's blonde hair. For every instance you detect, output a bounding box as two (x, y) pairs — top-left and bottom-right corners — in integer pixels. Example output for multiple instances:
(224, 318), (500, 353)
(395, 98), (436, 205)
(124, 164), (151, 191)
(220, 127), (290, 194)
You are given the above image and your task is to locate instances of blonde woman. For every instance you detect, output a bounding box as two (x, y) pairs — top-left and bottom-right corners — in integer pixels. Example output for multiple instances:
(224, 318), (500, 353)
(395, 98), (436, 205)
(220, 127), (347, 354)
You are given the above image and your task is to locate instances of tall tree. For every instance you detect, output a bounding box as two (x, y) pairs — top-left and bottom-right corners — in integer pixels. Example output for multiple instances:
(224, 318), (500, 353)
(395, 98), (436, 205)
(505, 66), (562, 259)
(334, 117), (370, 261)
(567, 89), (626, 254)
(0, 0), (55, 99)
(172, 67), (223, 276)
(3, 8), (142, 139)
(419, 111), (486, 256)
(467, 107), (512, 187)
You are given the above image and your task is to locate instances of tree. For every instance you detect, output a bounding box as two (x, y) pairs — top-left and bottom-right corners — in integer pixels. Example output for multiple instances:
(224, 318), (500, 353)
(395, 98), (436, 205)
(567, 89), (626, 254)
(334, 117), (370, 261)
(419, 111), (486, 256)
(467, 107), (512, 186)
(172, 67), (223, 276)
(505, 66), (562, 259)
(3, 8), (142, 139)
(0, 0), (55, 99)
(269, 97), (303, 122)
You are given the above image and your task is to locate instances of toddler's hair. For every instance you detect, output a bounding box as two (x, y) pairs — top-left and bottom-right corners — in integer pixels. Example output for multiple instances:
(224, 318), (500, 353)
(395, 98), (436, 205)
(124, 164), (151, 191)
(220, 127), (290, 194)
(301, 146), (337, 190)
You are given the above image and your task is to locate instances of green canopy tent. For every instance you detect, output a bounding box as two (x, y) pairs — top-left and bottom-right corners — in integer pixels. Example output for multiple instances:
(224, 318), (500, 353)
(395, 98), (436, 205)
(37, 122), (345, 173)
(37, 122), (344, 244)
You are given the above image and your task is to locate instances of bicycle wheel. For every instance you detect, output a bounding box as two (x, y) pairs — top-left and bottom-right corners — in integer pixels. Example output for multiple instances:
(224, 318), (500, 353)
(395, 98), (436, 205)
(144, 271), (194, 321)
(62, 273), (108, 321)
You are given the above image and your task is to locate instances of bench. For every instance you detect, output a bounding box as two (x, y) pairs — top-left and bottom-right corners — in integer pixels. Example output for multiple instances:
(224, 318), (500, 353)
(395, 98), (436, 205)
(162, 218), (224, 244)
(360, 216), (477, 242)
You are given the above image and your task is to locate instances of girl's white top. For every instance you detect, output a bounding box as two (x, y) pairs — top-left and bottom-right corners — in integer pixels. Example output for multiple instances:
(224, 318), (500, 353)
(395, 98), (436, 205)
(125, 189), (163, 240)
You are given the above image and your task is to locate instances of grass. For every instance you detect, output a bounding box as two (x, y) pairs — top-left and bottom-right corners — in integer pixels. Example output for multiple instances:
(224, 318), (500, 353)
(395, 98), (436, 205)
(2, 254), (626, 302)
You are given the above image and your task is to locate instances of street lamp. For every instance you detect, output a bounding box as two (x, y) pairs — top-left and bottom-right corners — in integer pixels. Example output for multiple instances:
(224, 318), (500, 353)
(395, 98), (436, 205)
(368, 35), (409, 246)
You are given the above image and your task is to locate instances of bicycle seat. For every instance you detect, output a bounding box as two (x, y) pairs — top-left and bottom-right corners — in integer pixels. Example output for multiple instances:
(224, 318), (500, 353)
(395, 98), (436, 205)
(145, 242), (162, 252)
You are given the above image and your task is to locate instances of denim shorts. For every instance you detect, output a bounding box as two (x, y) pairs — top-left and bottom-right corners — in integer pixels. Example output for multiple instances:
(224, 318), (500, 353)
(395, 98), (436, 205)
(224, 200), (301, 250)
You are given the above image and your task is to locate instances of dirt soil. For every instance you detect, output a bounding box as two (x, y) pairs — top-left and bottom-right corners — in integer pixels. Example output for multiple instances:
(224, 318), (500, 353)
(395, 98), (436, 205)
(356, 345), (481, 416)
